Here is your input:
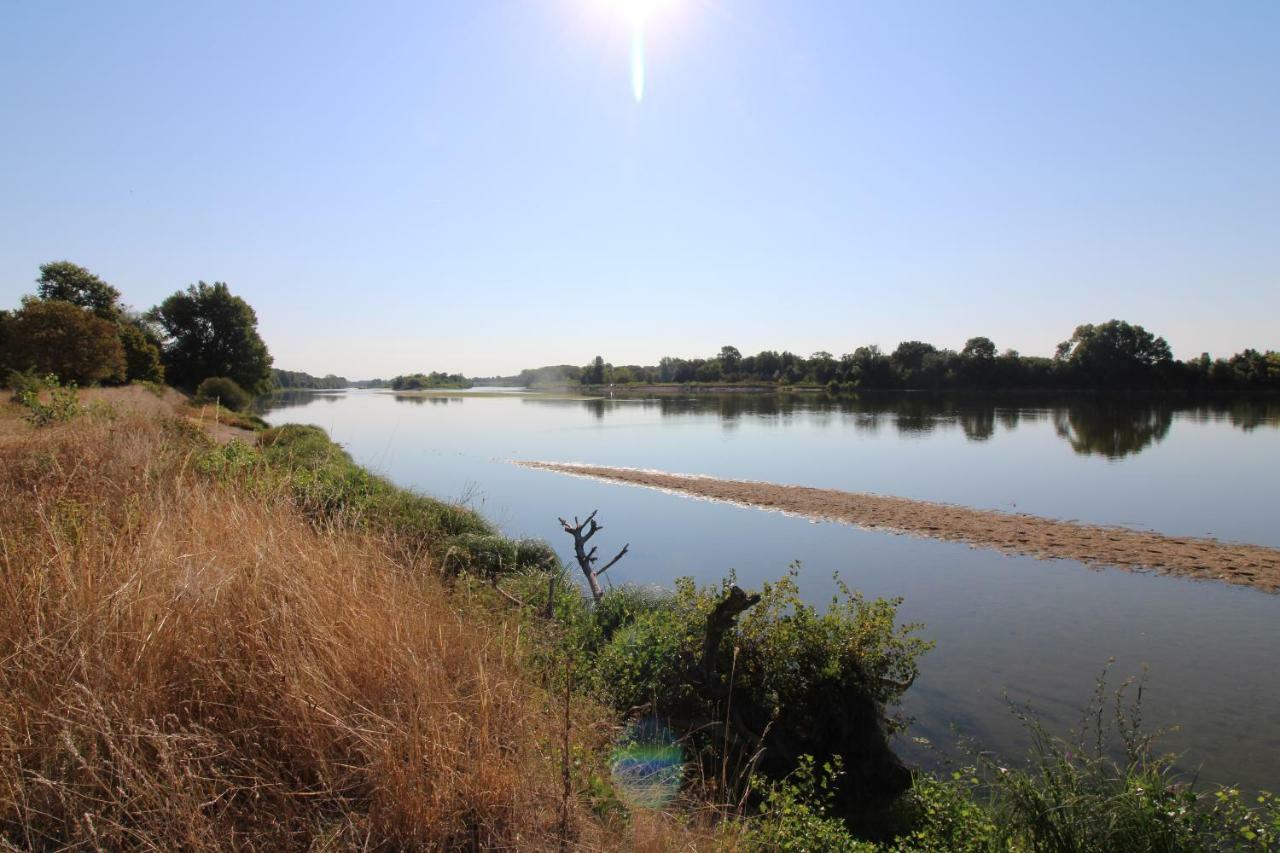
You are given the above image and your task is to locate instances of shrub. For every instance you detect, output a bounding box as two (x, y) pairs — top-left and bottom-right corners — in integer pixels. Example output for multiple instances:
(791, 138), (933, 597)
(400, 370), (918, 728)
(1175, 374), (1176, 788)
(584, 568), (931, 808)
(195, 376), (251, 411)
(744, 756), (873, 852)
(5, 368), (44, 402)
(444, 534), (560, 578)
(18, 375), (81, 427)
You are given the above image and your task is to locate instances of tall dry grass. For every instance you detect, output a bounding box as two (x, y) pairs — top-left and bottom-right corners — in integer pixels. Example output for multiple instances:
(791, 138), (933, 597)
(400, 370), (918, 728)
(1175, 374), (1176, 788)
(0, 409), (611, 849)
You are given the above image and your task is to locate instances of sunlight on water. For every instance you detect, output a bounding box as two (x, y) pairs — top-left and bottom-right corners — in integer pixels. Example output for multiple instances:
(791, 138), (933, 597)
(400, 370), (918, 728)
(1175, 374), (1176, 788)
(610, 718), (682, 805)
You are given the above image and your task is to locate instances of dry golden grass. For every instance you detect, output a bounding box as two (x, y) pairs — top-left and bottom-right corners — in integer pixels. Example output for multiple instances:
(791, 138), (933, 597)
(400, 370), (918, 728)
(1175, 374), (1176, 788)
(0, 408), (625, 849)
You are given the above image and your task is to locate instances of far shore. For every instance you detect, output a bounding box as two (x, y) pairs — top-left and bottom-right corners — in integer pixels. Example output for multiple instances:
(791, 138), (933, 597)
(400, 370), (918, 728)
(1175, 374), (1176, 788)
(516, 461), (1280, 593)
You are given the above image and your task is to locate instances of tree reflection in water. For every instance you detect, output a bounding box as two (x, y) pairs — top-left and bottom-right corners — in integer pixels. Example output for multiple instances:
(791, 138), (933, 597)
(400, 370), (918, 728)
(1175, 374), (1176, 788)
(367, 390), (1279, 461)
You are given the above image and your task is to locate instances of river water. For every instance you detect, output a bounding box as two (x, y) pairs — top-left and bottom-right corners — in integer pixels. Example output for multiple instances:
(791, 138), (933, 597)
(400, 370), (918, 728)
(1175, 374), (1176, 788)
(261, 389), (1280, 793)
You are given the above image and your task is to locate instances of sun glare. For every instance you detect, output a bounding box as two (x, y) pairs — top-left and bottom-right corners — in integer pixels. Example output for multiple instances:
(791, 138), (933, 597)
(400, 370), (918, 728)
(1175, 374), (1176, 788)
(598, 0), (678, 103)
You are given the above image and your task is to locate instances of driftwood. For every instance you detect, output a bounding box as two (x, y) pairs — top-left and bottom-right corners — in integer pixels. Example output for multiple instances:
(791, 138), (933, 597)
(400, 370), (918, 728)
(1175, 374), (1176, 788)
(558, 511), (629, 604)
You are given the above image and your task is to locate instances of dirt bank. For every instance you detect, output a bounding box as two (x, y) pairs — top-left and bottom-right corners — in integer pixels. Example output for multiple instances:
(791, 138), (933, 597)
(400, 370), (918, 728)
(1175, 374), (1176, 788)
(516, 462), (1280, 593)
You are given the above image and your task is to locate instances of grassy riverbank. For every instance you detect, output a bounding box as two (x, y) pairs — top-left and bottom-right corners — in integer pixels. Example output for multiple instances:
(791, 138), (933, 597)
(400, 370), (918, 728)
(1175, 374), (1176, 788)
(2, 386), (1276, 850)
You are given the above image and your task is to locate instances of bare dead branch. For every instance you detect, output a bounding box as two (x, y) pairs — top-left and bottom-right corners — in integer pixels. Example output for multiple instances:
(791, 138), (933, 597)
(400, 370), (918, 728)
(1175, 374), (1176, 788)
(558, 510), (627, 604)
(595, 544), (630, 576)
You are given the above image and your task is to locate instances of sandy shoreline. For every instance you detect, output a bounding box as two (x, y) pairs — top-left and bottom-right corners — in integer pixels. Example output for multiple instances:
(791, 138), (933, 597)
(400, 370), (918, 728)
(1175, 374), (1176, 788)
(515, 461), (1280, 593)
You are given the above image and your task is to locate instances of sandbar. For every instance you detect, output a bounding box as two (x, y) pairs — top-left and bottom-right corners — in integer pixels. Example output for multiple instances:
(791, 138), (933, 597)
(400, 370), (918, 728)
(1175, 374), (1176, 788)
(515, 461), (1280, 593)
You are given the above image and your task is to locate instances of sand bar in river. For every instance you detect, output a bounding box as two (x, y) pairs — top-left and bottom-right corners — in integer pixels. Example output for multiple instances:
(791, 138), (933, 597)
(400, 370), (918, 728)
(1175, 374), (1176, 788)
(515, 462), (1280, 593)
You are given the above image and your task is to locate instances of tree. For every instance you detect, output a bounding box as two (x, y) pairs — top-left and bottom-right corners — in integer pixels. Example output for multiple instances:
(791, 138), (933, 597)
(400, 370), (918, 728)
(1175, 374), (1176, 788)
(584, 355), (606, 385)
(891, 341), (938, 374)
(961, 336), (997, 362)
(118, 320), (165, 383)
(149, 282), (273, 393)
(719, 345), (742, 377)
(2, 298), (125, 384)
(1056, 320), (1172, 385)
(36, 261), (122, 320)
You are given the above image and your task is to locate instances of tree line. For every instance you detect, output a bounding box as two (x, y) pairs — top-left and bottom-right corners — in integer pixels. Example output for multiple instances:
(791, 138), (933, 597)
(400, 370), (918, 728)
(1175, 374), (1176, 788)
(557, 322), (1278, 391)
(389, 372), (470, 391)
(1, 261), (274, 397)
(272, 369), (349, 390)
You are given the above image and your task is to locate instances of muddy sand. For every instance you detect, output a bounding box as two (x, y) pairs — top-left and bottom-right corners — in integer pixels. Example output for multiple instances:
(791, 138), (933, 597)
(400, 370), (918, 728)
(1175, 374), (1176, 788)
(516, 462), (1280, 593)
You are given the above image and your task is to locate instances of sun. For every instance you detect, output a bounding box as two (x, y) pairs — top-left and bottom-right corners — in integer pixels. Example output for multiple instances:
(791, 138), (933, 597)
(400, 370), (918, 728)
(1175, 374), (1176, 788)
(602, 0), (674, 25)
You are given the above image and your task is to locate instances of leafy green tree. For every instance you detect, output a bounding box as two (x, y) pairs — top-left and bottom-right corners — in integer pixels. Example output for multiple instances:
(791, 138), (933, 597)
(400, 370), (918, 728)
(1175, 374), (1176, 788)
(36, 261), (122, 320)
(149, 282), (273, 393)
(891, 340), (938, 374)
(1055, 320), (1172, 384)
(583, 355), (606, 385)
(809, 351), (837, 384)
(118, 320), (165, 383)
(961, 336), (997, 362)
(718, 345), (742, 377)
(2, 298), (125, 384)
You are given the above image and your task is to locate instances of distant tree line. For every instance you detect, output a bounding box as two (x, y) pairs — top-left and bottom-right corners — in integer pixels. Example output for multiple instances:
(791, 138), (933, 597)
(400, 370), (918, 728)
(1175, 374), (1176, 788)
(389, 372), (471, 391)
(559, 321), (1278, 392)
(272, 369), (349, 390)
(1, 261), (274, 396)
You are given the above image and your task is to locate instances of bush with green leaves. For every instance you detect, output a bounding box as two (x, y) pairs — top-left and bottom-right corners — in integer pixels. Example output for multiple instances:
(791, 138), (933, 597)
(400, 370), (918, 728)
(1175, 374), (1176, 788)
(578, 568), (931, 808)
(6, 368), (45, 402)
(444, 533), (560, 578)
(195, 376), (252, 412)
(744, 756), (874, 852)
(18, 375), (81, 427)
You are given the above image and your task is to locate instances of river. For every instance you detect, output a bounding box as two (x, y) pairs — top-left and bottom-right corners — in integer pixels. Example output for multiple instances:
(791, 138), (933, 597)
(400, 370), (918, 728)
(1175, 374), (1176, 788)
(261, 388), (1280, 793)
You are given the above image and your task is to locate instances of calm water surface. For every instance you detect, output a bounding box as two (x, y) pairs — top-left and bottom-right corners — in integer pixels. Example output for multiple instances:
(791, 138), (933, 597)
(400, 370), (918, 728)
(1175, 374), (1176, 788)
(263, 389), (1280, 792)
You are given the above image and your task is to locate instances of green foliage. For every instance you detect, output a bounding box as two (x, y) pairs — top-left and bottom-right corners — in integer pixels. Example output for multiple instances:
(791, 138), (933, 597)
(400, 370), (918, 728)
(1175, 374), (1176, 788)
(118, 320), (165, 383)
(6, 368), (45, 402)
(734, 570), (930, 733)
(444, 533), (560, 578)
(558, 319), (1280, 392)
(583, 570), (929, 723)
(1056, 320), (1174, 385)
(574, 567), (929, 816)
(18, 375), (82, 427)
(745, 756), (874, 851)
(36, 261), (122, 319)
(272, 368), (349, 389)
(389, 372), (470, 390)
(149, 281), (273, 393)
(2, 298), (126, 384)
(590, 596), (689, 710)
(884, 774), (999, 852)
(195, 376), (252, 412)
(196, 438), (263, 482)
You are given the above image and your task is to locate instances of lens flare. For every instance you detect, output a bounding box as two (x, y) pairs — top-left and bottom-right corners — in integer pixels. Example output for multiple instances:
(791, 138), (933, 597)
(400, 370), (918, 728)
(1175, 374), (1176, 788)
(610, 718), (683, 806)
(629, 24), (645, 103)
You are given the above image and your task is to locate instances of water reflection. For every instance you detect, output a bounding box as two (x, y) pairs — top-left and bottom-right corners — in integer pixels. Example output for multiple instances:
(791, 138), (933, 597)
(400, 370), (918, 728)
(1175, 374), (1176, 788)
(1052, 403), (1174, 458)
(495, 393), (1276, 459)
(253, 389), (347, 412)
(272, 390), (1278, 460)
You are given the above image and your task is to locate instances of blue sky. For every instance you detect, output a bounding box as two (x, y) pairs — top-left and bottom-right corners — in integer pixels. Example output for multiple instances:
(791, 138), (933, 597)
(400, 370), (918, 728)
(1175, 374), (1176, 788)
(2, 1), (1277, 377)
